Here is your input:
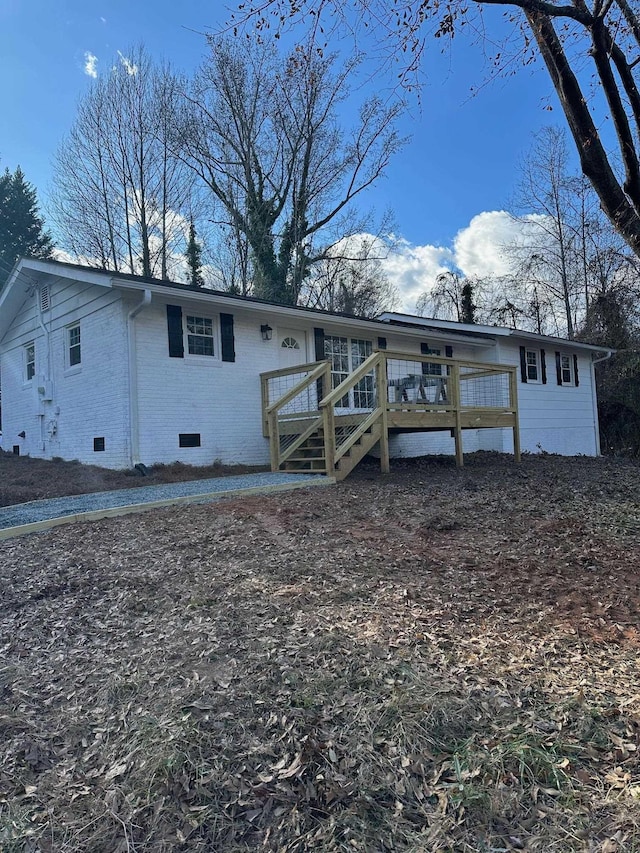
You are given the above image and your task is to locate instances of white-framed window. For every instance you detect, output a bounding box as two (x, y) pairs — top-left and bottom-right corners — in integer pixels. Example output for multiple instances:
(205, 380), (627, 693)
(422, 347), (442, 377)
(25, 342), (35, 381)
(67, 325), (81, 368)
(186, 315), (215, 357)
(560, 353), (573, 385)
(281, 336), (300, 350)
(525, 349), (540, 383)
(324, 335), (374, 408)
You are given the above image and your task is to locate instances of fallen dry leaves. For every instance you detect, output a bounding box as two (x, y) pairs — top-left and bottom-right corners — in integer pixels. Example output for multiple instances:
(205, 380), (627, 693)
(1, 453), (640, 851)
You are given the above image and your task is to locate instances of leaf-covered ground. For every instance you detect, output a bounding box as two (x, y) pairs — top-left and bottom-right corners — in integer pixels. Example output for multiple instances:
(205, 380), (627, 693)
(0, 451), (268, 507)
(1, 453), (640, 852)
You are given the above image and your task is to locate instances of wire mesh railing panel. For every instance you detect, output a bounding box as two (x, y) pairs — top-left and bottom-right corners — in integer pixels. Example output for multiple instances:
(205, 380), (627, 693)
(267, 370), (321, 416)
(334, 422), (361, 453)
(459, 367), (511, 409)
(386, 357), (449, 406)
(279, 431), (302, 455)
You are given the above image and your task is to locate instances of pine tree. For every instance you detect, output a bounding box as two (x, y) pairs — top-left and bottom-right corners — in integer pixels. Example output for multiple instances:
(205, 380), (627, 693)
(185, 221), (204, 287)
(0, 166), (54, 276)
(461, 281), (476, 324)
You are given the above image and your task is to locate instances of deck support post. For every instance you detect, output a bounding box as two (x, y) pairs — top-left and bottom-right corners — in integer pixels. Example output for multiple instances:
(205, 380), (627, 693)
(509, 369), (521, 462)
(322, 405), (336, 478)
(268, 411), (280, 472)
(261, 375), (270, 437)
(450, 363), (464, 468)
(376, 354), (390, 474)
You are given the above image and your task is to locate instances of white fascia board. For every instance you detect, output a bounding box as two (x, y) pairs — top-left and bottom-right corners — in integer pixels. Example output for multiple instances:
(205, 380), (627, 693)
(509, 329), (614, 354)
(379, 310), (614, 354)
(378, 311), (512, 337)
(18, 258), (115, 288)
(0, 260), (115, 342)
(0, 260), (46, 342)
(112, 279), (496, 347)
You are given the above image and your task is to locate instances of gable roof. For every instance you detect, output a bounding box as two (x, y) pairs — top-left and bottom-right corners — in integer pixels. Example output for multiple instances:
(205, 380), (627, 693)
(0, 257), (613, 354)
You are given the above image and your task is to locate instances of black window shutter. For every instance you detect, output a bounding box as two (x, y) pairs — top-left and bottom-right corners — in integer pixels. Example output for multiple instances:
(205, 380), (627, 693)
(377, 336), (387, 350)
(167, 304), (184, 358)
(314, 327), (325, 361)
(445, 345), (453, 358)
(540, 349), (547, 384)
(573, 353), (579, 386)
(220, 313), (235, 362)
(555, 351), (562, 385)
(421, 342), (429, 375)
(519, 346), (527, 383)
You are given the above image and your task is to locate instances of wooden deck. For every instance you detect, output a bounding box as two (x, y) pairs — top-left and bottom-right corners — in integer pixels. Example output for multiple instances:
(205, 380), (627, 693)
(260, 350), (520, 480)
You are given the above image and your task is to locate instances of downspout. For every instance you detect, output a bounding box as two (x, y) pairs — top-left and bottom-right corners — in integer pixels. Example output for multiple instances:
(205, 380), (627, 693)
(127, 289), (152, 466)
(590, 349), (613, 456)
(36, 291), (52, 453)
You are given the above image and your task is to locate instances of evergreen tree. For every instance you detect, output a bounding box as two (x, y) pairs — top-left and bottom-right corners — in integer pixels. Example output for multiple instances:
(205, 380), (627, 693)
(185, 221), (205, 287)
(460, 281), (476, 324)
(0, 166), (54, 276)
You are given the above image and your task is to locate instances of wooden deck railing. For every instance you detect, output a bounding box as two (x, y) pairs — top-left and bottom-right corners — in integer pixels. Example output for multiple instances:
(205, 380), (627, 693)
(318, 351), (387, 476)
(260, 360), (332, 472)
(260, 350), (520, 475)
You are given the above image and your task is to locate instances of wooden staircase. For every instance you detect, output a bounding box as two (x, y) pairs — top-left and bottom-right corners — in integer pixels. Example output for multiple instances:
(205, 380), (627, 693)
(281, 423), (382, 480)
(261, 350), (520, 481)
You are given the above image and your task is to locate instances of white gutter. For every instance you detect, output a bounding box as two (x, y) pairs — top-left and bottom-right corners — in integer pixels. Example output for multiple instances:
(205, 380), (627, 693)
(126, 289), (152, 466)
(112, 281), (495, 348)
(590, 349), (614, 456)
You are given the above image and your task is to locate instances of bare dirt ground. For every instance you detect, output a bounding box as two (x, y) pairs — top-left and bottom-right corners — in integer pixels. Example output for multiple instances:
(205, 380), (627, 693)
(0, 451), (268, 507)
(2, 453), (640, 852)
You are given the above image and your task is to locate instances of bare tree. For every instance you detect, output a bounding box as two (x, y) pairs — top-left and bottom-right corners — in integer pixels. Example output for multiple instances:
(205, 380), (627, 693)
(416, 271), (465, 322)
(300, 235), (399, 316)
(511, 128), (579, 337)
(51, 46), (195, 278)
(228, 0), (640, 259)
(502, 127), (639, 336)
(177, 37), (405, 304)
(417, 271), (490, 323)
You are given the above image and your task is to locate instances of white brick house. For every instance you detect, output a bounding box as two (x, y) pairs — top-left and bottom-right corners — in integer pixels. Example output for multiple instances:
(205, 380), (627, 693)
(0, 258), (612, 470)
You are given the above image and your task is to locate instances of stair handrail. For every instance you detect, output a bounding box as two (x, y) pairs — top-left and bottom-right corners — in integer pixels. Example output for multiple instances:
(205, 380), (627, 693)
(318, 351), (383, 408)
(264, 360), (330, 417)
(319, 351), (385, 473)
(263, 360), (332, 472)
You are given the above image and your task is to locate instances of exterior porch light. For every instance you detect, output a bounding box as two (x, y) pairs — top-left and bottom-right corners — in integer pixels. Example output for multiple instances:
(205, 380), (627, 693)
(261, 323), (273, 341)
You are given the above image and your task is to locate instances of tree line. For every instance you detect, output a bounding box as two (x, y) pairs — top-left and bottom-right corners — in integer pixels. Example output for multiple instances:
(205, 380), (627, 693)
(49, 40), (404, 314)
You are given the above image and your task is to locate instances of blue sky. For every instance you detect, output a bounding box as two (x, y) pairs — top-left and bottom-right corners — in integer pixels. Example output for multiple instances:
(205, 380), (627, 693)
(0, 0), (567, 306)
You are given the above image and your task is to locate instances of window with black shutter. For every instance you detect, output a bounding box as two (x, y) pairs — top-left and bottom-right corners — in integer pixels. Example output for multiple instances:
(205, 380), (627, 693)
(220, 313), (235, 362)
(167, 305), (184, 358)
(556, 351), (576, 386)
(421, 342), (442, 376)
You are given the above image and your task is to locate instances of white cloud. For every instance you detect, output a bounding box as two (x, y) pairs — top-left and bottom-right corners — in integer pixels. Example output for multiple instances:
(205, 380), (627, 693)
(381, 211), (553, 313)
(83, 52), (98, 78)
(380, 240), (454, 312)
(453, 211), (521, 278)
(117, 51), (138, 76)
